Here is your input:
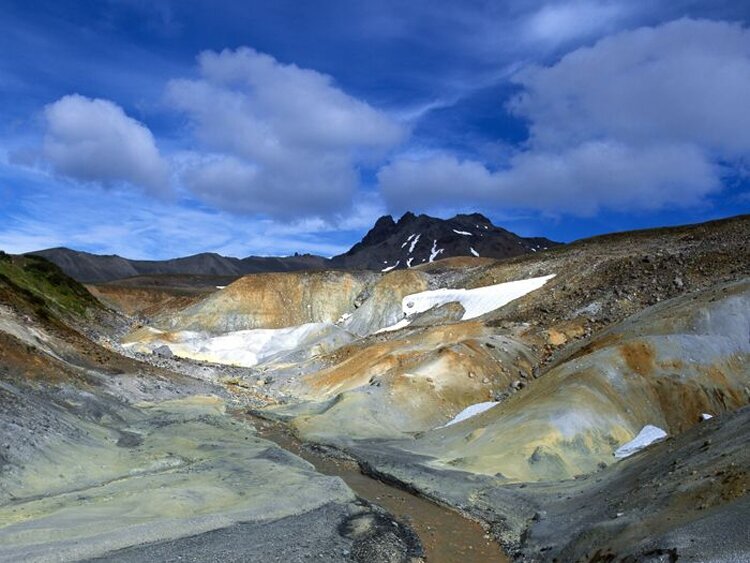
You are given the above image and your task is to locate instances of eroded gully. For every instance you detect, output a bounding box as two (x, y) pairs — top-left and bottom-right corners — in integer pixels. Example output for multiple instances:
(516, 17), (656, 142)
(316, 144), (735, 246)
(244, 414), (509, 563)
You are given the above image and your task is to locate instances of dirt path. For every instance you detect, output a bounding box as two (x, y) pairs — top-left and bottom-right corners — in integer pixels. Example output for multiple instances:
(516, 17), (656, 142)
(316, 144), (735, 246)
(247, 414), (509, 563)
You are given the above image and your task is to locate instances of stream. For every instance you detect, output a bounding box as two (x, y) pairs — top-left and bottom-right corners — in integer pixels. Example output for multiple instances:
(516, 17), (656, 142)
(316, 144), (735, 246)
(247, 414), (509, 563)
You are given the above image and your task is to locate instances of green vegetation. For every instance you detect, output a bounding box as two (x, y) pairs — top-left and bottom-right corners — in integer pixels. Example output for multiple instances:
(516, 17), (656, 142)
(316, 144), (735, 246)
(0, 253), (99, 317)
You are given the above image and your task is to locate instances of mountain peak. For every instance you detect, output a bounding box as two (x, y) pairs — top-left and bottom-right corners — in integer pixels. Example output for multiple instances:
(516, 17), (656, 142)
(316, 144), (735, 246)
(373, 214), (396, 228)
(397, 211), (418, 225)
(331, 211), (560, 270)
(455, 212), (491, 224)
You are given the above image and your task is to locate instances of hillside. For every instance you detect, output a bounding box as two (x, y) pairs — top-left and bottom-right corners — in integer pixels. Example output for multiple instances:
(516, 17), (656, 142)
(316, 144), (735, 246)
(0, 252), (417, 562)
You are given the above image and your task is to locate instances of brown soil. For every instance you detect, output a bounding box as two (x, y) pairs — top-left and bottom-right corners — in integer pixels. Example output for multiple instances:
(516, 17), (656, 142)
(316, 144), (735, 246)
(619, 341), (656, 376)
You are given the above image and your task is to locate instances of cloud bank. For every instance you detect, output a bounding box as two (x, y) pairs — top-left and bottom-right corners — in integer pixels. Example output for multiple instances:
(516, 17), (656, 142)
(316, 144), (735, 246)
(380, 18), (750, 215)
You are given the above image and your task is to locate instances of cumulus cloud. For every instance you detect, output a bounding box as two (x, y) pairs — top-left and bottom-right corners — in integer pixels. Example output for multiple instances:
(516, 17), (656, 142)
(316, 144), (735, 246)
(380, 18), (750, 215)
(167, 47), (405, 218)
(511, 18), (750, 153)
(42, 94), (170, 194)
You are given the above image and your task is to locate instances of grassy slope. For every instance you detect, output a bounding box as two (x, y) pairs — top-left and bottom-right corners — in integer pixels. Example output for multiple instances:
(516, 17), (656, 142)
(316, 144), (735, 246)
(0, 251), (100, 318)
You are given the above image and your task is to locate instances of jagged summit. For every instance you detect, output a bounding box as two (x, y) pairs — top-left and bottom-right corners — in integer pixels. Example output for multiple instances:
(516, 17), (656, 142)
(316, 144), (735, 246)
(330, 211), (559, 271)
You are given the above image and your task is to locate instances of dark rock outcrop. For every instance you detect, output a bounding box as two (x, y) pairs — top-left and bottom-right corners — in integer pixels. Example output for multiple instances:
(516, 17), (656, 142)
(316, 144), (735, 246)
(330, 212), (559, 270)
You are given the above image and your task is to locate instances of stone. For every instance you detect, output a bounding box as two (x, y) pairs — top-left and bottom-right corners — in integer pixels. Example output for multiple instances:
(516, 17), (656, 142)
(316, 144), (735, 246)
(152, 345), (174, 359)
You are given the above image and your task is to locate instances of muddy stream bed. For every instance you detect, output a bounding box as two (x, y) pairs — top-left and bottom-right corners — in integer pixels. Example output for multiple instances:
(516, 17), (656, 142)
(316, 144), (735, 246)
(245, 414), (509, 563)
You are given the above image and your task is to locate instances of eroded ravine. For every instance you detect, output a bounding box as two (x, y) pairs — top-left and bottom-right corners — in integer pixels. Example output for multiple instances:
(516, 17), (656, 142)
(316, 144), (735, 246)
(245, 414), (509, 563)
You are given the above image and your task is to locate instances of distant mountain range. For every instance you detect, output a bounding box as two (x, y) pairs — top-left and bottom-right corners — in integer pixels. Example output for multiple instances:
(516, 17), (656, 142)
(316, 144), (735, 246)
(29, 212), (560, 283)
(29, 249), (329, 284)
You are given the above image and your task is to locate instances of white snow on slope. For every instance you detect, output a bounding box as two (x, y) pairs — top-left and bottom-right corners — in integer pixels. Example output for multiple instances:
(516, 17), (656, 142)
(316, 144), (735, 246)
(453, 229), (472, 236)
(375, 318), (412, 334)
(401, 233), (416, 248)
(401, 274), (555, 320)
(442, 402), (499, 427)
(614, 425), (667, 459)
(429, 240), (444, 262)
(406, 257), (414, 268)
(124, 323), (343, 368)
(700, 413), (714, 421)
(382, 261), (400, 272)
(470, 247), (479, 257)
(408, 234), (421, 254)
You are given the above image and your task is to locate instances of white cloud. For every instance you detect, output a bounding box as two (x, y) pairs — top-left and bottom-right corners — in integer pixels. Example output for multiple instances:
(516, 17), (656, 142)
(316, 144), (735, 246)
(379, 143), (718, 215)
(525, 1), (626, 45)
(42, 94), (170, 194)
(167, 47), (405, 218)
(380, 18), (750, 215)
(511, 18), (750, 154)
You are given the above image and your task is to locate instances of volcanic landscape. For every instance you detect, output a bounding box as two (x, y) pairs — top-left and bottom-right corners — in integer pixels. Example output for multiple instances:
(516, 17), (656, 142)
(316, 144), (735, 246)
(1, 213), (749, 562)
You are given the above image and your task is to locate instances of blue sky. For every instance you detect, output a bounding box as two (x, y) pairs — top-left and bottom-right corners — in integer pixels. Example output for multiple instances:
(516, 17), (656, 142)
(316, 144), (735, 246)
(1, 0), (749, 259)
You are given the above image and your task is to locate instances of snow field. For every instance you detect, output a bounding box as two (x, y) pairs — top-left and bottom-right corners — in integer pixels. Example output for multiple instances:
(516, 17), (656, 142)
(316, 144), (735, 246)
(401, 274), (555, 320)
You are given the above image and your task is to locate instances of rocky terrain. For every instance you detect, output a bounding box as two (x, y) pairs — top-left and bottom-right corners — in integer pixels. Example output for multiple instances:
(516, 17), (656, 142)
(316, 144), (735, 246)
(1, 214), (749, 562)
(0, 253), (421, 562)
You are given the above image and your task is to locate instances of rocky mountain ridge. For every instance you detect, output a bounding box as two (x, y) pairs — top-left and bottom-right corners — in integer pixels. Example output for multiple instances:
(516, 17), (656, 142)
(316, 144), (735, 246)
(329, 212), (558, 270)
(30, 248), (330, 283)
(29, 212), (558, 282)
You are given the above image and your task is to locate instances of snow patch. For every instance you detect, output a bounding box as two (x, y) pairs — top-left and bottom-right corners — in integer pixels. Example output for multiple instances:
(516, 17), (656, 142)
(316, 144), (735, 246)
(429, 240), (444, 262)
(614, 425), (667, 459)
(401, 233), (418, 249)
(125, 323), (342, 368)
(375, 318), (411, 334)
(452, 229), (472, 236)
(441, 402), (499, 427)
(406, 257), (414, 268)
(401, 274), (555, 320)
(700, 413), (713, 421)
(470, 247), (479, 257)
(382, 261), (400, 272)
(408, 233), (421, 254)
